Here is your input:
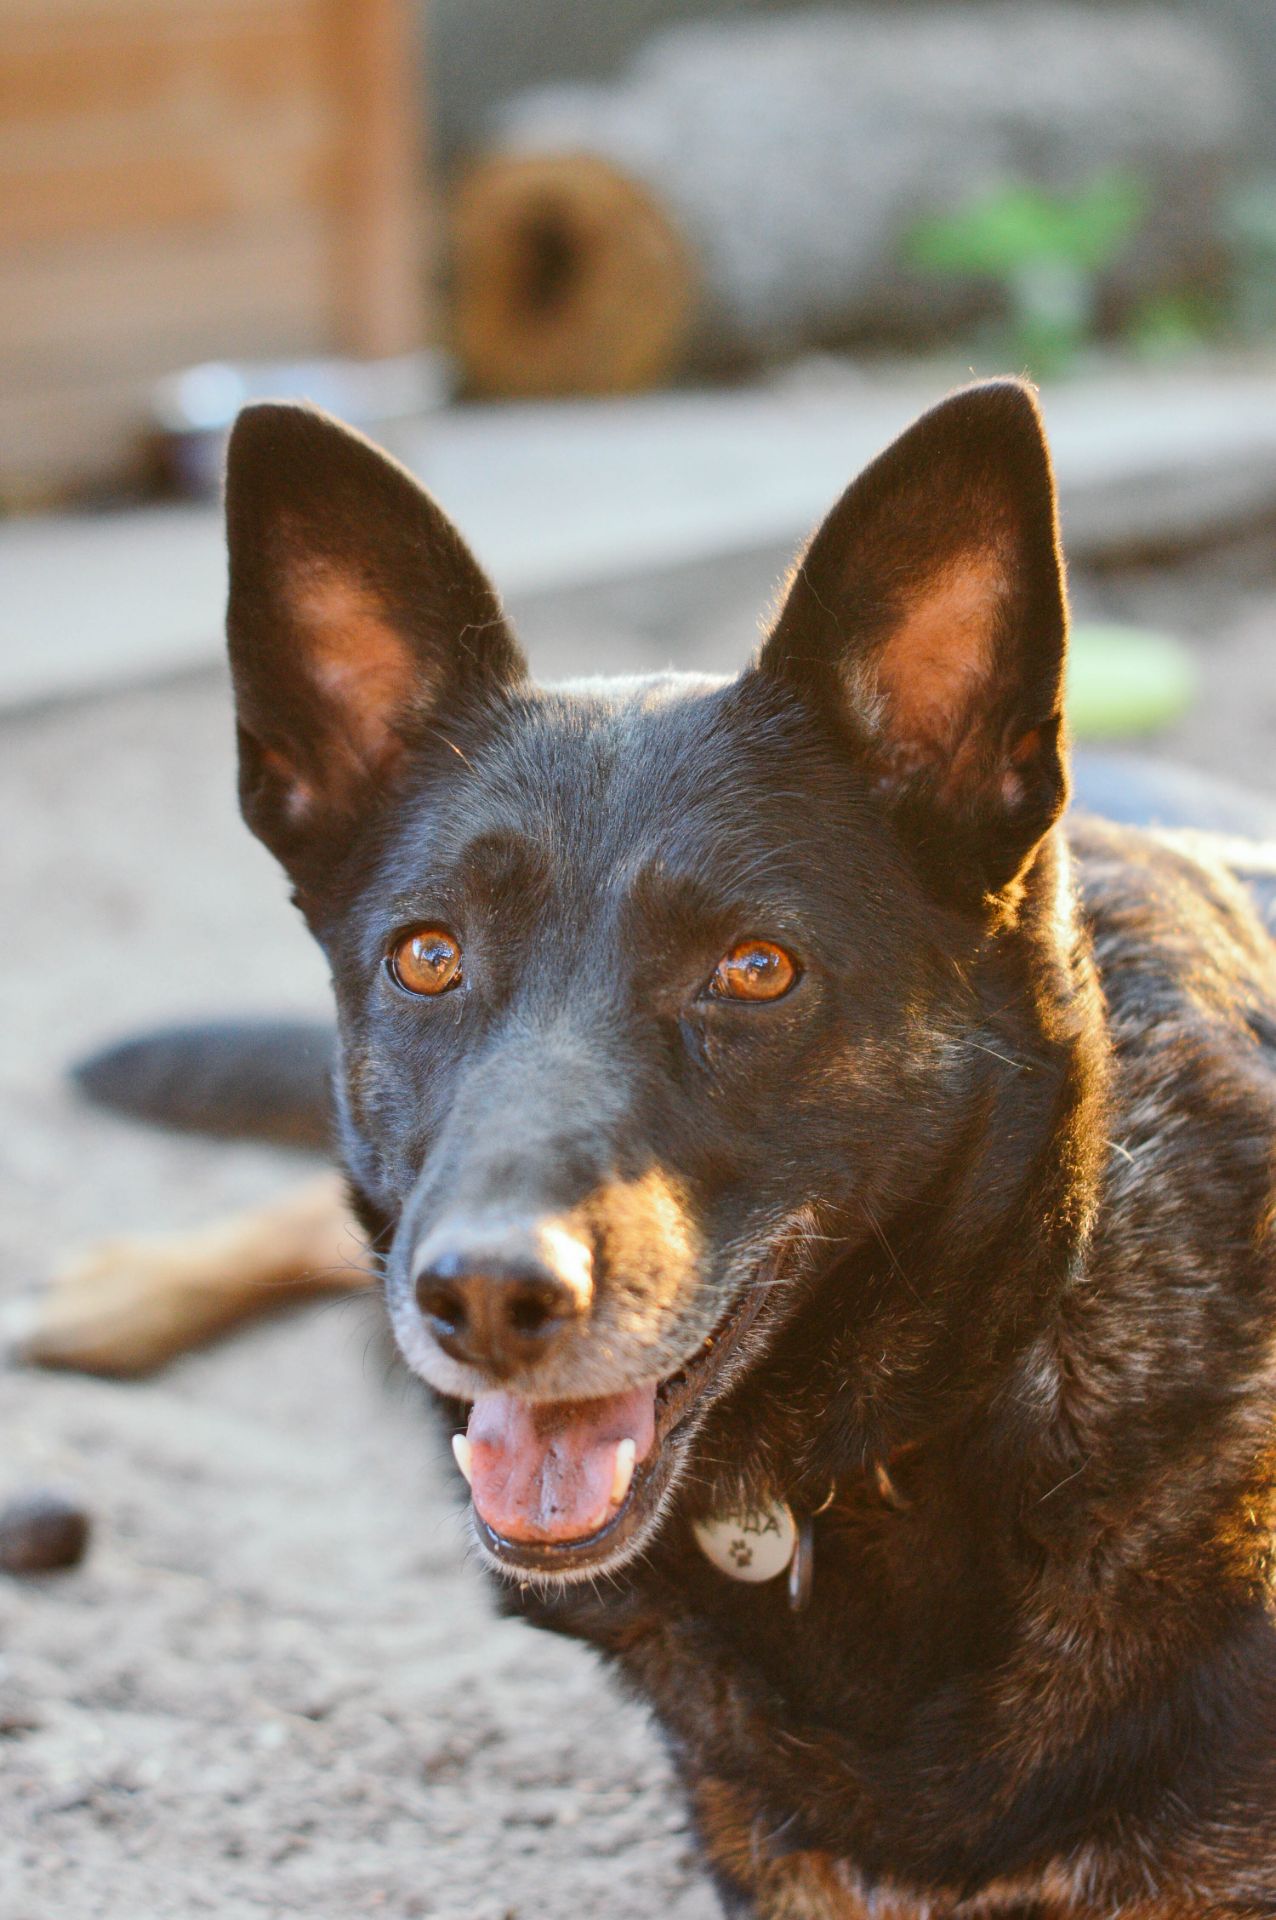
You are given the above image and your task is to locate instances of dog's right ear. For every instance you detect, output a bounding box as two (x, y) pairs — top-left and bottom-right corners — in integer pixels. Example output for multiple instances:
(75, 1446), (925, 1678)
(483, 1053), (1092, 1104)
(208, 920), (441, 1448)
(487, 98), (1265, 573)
(225, 403), (526, 903)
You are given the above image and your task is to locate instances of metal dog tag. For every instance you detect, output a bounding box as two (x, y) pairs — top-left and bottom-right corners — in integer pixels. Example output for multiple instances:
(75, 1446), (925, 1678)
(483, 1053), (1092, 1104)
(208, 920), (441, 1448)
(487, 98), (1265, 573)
(693, 1500), (797, 1583)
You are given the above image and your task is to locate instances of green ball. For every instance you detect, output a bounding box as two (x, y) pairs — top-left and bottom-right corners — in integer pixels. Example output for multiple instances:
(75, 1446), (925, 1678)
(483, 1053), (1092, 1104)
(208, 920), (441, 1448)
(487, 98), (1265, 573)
(1067, 623), (1197, 740)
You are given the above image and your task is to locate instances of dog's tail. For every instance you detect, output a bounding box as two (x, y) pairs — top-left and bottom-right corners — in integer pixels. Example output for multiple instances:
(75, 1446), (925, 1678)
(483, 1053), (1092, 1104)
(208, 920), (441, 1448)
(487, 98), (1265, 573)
(73, 1019), (335, 1152)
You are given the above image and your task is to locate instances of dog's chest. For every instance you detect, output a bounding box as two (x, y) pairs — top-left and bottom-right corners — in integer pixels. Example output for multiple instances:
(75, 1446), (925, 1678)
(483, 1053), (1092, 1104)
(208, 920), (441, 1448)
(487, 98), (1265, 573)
(586, 1490), (1016, 1865)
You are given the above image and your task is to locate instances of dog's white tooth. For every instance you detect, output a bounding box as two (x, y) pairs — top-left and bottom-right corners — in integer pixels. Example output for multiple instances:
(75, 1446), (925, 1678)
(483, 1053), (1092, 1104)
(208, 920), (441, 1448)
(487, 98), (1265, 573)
(451, 1433), (473, 1486)
(611, 1437), (637, 1506)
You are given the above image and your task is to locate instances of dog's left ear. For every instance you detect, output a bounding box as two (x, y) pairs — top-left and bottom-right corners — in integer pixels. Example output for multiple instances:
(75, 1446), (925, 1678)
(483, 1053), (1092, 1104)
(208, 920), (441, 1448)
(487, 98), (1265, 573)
(758, 380), (1068, 896)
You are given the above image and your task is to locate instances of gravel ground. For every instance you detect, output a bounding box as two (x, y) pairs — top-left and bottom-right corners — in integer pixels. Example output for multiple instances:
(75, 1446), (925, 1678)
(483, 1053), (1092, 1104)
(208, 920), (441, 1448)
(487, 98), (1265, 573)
(2, 549), (1274, 1920)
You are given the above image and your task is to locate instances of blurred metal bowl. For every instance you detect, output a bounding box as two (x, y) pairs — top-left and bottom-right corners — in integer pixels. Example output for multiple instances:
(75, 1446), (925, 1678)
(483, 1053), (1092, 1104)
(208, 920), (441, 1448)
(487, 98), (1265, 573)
(150, 350), (452, 498)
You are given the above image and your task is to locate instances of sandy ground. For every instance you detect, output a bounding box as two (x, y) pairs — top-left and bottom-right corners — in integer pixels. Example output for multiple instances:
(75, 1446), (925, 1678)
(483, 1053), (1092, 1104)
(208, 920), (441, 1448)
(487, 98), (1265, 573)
(2, 548), (1275, 1919)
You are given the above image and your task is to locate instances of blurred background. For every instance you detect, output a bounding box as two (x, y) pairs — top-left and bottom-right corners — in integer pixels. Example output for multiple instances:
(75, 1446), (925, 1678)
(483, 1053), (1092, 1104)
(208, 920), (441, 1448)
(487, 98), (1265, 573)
(3, 6), (1276, 1916)
(5, 0), (1276, 741)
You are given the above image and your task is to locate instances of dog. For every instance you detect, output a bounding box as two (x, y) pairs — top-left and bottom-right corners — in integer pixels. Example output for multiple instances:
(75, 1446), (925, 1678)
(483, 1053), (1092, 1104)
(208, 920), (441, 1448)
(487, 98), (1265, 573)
(26, 382), (1276, 1915)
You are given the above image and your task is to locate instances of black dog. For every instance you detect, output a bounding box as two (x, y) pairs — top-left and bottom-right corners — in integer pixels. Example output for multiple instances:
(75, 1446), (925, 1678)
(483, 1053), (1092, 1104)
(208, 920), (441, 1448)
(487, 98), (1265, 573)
(97, 383), (1276, 1913)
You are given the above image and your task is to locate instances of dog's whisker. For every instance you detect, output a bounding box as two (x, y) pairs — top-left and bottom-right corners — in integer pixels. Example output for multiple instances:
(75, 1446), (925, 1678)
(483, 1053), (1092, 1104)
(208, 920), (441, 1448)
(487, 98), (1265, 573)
(962, 1038), (1029, 1072)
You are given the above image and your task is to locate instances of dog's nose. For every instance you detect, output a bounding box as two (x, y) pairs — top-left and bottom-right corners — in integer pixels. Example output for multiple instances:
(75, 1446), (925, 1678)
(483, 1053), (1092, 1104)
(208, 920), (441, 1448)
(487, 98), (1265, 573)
(413, 1227), (591, 1377)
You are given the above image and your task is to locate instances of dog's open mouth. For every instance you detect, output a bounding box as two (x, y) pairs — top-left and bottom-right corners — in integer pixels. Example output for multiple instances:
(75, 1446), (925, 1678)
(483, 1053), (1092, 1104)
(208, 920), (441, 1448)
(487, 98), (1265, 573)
(456, 1283), (771, 1578)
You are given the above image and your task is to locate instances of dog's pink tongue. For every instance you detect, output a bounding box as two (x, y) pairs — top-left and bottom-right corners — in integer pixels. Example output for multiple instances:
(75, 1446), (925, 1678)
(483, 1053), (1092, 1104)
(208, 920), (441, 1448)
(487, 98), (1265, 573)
(467, 1386), (656, 1543)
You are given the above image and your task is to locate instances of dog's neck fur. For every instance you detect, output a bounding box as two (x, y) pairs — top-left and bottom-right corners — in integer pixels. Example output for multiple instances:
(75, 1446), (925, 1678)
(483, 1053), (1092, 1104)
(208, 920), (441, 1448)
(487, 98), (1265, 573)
(790, 828), (1111, 1484)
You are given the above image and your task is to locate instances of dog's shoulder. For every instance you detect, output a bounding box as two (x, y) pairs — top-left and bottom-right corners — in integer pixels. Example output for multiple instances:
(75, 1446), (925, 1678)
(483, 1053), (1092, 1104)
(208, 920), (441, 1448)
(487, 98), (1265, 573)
(1067, 812), (1276, 1266)
(1069, 812), (1276, 1060)
(1054, 815), (1276, 1510)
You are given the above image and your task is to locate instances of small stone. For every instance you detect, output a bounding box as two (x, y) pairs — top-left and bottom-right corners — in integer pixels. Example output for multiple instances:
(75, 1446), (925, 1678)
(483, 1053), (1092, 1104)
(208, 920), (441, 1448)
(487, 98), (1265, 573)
(0, 1490), (91, 1574)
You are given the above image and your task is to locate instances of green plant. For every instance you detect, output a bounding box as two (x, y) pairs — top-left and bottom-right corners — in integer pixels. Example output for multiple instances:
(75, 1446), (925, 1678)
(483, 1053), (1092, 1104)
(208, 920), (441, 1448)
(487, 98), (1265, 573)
(906, 173), (1146, 375)
(1125, 291), (1218, 363)
(1224, 175), (1276, 344)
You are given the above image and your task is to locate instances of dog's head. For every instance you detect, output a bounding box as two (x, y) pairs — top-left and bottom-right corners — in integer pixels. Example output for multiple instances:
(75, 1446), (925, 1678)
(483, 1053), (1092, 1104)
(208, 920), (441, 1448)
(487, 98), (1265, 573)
(224, 383), (1075, 1581)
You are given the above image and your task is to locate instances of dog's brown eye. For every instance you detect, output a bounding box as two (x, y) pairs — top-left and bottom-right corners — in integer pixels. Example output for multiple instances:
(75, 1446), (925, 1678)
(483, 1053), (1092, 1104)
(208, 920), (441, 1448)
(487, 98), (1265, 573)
(389, 927), (463, 996)
(710, 940), (798, 1002)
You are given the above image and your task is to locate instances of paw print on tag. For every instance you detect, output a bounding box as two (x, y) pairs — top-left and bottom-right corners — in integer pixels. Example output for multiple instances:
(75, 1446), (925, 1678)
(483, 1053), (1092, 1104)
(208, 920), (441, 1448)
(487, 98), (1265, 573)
(693, 1500), (797, 1583)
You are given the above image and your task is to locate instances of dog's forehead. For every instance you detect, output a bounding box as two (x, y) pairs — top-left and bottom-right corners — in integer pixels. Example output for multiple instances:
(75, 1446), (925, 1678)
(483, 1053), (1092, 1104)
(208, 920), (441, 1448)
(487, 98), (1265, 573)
(512, 671), (733, 825)
(367, 666), (899, 952)
(443, 671), (800, 871)
(402, 672), (927, 966)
